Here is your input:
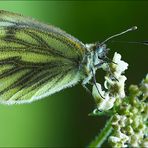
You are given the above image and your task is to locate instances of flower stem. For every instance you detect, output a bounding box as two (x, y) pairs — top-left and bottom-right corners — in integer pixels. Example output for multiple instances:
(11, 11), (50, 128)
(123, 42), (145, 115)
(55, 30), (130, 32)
(89, 117), (113, 147)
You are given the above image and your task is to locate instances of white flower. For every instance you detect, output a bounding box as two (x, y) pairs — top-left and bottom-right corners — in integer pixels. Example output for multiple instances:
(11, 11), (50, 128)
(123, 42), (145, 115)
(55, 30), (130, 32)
(105, 75), (127, 98)
(141, 138), (148, 147)
(117, 130), (129, 147)
(92, 83), (116, 111)
(111, 52), (128, 79)
(109, 136), (121, 143)
(109, 130), (129, 148)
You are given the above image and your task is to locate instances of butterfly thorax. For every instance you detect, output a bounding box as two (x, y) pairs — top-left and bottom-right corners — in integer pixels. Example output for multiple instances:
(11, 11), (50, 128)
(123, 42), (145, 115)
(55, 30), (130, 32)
(80, 43), (109, 85)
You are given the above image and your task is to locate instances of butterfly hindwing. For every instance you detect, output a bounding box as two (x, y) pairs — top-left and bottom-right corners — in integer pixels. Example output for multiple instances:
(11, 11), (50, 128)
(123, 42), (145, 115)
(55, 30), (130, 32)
(0, 10), (86, 104)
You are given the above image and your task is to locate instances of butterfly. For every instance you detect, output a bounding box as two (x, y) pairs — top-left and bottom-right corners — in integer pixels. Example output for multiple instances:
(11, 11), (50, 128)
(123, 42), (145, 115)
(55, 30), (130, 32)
(0, 10), (137, 105)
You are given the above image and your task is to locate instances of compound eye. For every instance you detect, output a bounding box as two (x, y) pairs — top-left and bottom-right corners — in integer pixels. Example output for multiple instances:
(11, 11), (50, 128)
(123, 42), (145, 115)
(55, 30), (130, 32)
(97, 47), (106, 58)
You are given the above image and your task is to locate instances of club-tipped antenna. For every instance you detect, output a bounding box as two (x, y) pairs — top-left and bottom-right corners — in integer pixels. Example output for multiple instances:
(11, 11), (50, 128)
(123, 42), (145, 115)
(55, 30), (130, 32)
(99, 26), (137, 46)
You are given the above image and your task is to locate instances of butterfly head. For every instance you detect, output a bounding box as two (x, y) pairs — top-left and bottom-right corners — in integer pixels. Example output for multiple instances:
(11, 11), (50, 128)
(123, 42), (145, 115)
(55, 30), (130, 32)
(89, 43), (109, 70)
(95, 43), (109, 61)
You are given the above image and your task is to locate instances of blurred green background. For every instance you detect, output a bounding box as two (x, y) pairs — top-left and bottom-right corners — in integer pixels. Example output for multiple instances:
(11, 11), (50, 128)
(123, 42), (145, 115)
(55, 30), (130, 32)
(0, 1), (147, 147)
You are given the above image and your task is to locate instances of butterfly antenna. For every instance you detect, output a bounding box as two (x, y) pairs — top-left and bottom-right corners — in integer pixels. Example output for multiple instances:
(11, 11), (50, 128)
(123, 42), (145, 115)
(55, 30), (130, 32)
(99, 26), (137, 46)
(111, 40), (148, 46)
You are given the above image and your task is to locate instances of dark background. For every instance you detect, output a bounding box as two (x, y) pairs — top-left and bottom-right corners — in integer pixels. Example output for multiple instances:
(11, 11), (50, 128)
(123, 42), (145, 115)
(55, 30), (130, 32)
(0, 1), (147, 147)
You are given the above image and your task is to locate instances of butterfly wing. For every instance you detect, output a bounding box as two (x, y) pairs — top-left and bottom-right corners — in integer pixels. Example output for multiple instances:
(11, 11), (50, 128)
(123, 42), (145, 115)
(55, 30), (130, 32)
(0, 10), (86, 104)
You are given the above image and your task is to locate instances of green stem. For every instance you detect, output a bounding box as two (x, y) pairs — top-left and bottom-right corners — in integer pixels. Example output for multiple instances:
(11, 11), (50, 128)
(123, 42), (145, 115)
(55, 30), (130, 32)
(89, 117), (113, 147)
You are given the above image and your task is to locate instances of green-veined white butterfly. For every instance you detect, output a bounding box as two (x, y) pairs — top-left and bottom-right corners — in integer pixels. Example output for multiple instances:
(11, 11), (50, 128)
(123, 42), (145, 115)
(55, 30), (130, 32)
(0, 10), (137, 105)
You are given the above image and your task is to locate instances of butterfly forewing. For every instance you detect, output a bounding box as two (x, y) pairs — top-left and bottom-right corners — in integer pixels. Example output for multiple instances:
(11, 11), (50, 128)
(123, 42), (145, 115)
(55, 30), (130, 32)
(0, 10), (86, 104)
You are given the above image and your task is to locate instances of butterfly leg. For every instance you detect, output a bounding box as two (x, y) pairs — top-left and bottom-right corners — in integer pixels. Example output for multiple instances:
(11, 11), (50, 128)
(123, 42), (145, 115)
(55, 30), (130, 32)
(91, 68), (105, 99)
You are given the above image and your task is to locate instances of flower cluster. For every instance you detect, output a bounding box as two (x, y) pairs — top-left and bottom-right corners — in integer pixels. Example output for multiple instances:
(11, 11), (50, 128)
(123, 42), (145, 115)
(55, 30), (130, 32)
(109, 75), (148, 147)
(91, 52), (148, 147)
(92, 52), (128, 111)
